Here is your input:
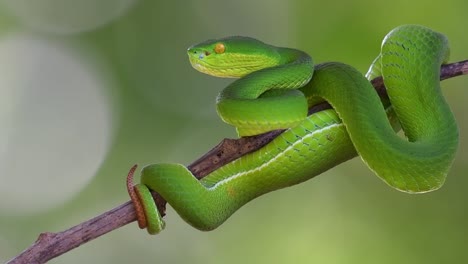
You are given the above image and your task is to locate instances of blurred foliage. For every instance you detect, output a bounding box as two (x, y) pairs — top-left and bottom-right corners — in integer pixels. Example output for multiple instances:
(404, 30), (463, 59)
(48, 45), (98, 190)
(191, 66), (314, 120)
(1, 0), (467, 263)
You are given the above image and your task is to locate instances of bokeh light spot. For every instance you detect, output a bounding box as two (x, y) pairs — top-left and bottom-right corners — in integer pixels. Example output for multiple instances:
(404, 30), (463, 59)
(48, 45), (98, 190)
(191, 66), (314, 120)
(0, 0), (137, 34)
(0, 32), (113, 215)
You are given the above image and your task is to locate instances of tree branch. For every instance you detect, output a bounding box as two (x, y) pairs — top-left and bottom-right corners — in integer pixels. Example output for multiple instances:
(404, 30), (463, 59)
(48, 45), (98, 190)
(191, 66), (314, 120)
(7, 60), (468, 264)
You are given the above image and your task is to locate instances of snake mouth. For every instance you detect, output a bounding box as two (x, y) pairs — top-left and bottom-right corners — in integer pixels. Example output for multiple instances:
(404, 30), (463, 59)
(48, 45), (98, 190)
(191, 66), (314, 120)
(188, 56), (214, 75)
(188, 54), (241, 78)
(189, 54), (281, 79)
(191, 61), (211, 75)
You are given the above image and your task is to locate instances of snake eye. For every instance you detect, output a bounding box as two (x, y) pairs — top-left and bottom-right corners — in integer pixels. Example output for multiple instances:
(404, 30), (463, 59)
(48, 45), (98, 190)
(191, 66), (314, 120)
(214, 43), (225, 54)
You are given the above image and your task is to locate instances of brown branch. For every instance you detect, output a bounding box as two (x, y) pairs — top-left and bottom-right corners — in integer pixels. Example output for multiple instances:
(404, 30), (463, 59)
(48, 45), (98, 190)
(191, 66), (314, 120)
(7, 60), (468, 264)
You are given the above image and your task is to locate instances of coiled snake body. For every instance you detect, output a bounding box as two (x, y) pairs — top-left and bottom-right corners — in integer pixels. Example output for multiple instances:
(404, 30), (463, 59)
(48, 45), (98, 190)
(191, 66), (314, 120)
(128, 25), (458, 234)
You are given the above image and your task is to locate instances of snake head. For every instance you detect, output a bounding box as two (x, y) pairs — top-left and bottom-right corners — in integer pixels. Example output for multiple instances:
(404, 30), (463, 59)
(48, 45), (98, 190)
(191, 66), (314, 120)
(187, 36), (281, 78)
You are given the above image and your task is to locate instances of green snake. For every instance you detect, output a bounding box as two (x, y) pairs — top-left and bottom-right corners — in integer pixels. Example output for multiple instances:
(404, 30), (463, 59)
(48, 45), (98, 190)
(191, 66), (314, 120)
(127, 25), (458, 234)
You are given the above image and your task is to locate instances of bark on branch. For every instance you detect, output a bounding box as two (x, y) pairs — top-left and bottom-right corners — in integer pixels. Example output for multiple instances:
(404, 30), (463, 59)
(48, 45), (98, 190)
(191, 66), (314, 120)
(7, 60), (468, 264)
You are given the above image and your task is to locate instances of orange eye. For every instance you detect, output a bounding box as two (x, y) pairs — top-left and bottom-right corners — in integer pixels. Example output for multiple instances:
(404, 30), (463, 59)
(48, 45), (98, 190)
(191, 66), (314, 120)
(214, 43), (225, 54)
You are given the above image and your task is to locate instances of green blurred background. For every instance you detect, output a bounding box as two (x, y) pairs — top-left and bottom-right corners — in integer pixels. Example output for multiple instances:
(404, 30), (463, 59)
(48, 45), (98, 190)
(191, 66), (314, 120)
(1, 0), (467, 263)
